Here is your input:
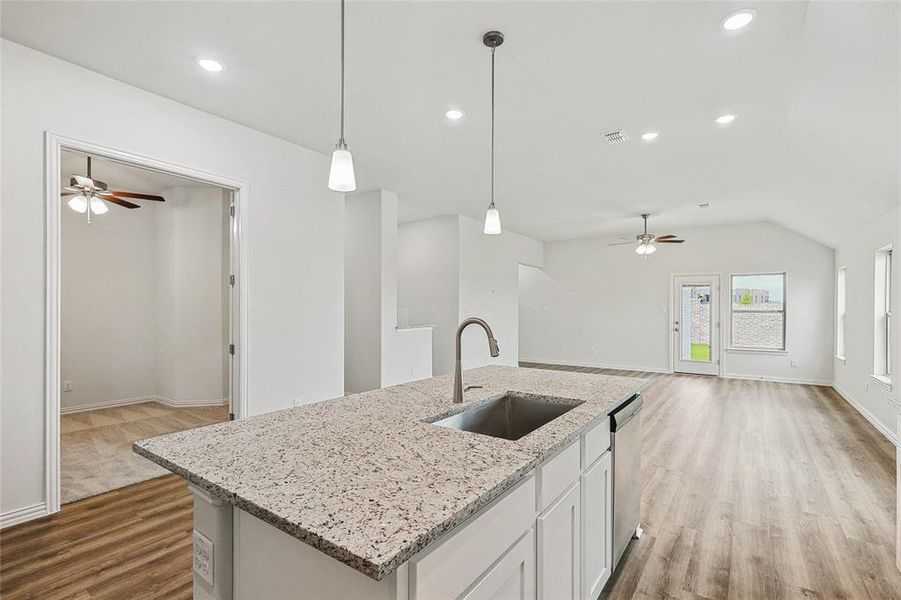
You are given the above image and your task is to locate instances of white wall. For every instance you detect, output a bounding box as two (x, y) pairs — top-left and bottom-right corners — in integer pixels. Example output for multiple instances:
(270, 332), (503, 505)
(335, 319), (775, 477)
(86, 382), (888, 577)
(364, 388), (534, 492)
(62, 186), (228, 412)
(154, 186), (229, 405)
(458, 216), (544, 371)
(345, 190), (431, 393)
(344, 191), (384, 393)
(61, 195), (159, 410)
(520, 222), (834, 384)
(378, 192), (432, 388)
(397, 216), (543, 376)
(1, 41), (344, 521)
(397, 216), (460, 376)
(833, 207), (898, 440)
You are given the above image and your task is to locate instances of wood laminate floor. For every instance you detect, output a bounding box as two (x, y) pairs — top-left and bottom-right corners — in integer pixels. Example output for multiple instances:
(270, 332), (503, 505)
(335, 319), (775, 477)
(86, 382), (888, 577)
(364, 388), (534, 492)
(2, 369), (899, 599)
(523, 363), (901, 599)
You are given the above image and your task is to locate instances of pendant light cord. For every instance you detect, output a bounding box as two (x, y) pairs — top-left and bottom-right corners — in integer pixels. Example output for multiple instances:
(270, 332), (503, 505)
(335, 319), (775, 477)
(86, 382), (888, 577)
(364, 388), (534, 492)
(489, 46), (496, 209)
(339, 0), (346, 146)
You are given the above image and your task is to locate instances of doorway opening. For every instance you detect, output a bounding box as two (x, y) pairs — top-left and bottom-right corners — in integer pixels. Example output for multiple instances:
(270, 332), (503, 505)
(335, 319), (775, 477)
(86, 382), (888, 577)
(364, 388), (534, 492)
(58, 150), (235, 503)
(671, 274), (720, 376)
(44, 134), (248, 514)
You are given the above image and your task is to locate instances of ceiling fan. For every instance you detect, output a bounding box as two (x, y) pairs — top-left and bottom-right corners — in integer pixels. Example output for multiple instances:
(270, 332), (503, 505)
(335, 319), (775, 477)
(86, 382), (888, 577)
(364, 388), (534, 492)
(607, 213), (685, 256)
(61, 156), (165, 223)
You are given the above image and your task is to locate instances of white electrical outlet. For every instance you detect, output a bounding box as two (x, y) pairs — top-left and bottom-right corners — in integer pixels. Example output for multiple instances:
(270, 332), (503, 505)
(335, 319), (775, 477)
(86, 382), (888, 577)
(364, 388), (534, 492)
(63, 380), (73, 392)
(790, 360), (798, 368)
(193, 530), (214, 586)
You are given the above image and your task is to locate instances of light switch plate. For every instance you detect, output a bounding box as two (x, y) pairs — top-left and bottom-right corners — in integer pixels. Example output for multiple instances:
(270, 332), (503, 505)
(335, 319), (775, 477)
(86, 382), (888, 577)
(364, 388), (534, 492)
(193, 529), (214, 586)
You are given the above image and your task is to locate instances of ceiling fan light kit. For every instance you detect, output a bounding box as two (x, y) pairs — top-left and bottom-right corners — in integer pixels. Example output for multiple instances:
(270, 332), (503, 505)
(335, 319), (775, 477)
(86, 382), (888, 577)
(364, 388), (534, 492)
(61, 156), (166, 223)
(482, 30), (504, 235)
(328, 0), (357, 192)
(606, 213), (684, 257)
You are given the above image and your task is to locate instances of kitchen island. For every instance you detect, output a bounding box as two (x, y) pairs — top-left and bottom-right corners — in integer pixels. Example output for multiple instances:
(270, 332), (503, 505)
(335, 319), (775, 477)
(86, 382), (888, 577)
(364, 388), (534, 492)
(134, 365), (647, 600)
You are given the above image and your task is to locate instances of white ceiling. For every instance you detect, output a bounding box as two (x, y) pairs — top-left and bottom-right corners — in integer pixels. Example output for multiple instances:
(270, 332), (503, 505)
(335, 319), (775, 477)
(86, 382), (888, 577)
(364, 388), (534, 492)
(3, 1), (898, 246)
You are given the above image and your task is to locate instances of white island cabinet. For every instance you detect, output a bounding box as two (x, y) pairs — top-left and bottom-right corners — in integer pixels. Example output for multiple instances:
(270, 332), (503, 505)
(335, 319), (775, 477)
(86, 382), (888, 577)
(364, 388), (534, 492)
(134, 368), (647, 600)
(196, 416), (615, 600)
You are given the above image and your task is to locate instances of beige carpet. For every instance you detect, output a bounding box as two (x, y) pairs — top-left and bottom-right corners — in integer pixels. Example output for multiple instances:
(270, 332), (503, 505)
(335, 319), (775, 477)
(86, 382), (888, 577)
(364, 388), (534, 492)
(61, 401), (229, 504)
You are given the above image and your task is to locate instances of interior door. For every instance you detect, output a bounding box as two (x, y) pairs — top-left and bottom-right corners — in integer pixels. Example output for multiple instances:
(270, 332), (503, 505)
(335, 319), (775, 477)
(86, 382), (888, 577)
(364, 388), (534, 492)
(672, 275), (719, 375)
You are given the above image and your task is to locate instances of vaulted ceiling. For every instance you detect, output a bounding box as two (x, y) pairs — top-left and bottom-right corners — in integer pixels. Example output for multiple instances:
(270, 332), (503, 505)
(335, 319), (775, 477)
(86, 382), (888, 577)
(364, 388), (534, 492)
(3, 1), (897, 246)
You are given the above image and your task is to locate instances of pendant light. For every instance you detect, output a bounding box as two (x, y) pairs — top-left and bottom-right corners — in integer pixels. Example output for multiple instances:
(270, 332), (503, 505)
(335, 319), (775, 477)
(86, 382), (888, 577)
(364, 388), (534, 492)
(482, 31), (504, 235)
(328, 0), (356, 192)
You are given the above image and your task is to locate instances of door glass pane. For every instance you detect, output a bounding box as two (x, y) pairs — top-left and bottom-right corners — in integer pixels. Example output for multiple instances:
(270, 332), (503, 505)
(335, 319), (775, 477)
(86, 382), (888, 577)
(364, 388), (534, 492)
(680, 284), (711, 362)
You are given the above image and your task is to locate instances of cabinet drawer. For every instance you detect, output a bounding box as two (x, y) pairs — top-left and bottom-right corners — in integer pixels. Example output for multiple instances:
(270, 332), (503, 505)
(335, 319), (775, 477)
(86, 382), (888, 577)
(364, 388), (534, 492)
(582, 416), (610, 468)
(410, 475), (536, 600)
(537, 440), (580, 512)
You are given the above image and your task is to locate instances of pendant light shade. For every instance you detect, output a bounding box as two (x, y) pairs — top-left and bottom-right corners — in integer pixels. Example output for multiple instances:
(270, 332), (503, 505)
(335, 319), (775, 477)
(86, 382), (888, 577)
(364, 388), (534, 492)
(328, 0), (356, 192)
(484, 205), (501, 235)
(482, 31), (504, 235)
(68, 195), (88, 213)
(328, 143), (356, 192)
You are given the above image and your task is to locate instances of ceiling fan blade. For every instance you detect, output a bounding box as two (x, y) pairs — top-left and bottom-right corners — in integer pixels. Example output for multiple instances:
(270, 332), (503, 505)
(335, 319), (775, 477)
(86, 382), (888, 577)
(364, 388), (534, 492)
(656, 239), (685, 243)
(655, 234), (677, 240)
(60, 187), (79, 194)
(71, 175), (93, 188)
(104, 195), (141, 209)
(108, 191), (165, 202)
(607, 241), (636, 246)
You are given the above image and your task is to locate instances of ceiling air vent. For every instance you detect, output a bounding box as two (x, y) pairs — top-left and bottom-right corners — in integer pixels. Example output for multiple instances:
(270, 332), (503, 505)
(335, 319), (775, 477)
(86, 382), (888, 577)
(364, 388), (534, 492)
(603, 130), (629, 145)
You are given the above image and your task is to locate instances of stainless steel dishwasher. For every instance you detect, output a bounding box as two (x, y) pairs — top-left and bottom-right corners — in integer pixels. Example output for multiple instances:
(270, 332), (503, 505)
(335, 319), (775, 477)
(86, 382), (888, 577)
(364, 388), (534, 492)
(610, 393), (643, 570)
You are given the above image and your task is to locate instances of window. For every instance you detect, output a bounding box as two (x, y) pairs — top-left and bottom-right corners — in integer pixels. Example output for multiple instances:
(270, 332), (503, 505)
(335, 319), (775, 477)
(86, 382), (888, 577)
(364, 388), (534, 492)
(836, 267), (847, 359)
(874, 245), (892, 383)
(730, 273), (786, 351)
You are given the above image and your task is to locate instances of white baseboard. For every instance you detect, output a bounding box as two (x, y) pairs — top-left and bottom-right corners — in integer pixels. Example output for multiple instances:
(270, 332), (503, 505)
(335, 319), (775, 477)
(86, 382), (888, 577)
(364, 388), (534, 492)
(519, 359), (834, 387)
(720, 373), (834, 386)
(154, 396), (230, 408)
(832, 384), (899, 447)
(61, 395), (229, 414)
(0, 502), (49, 529)
(519, 358), (673, 375)
(60, 395), (159, 414)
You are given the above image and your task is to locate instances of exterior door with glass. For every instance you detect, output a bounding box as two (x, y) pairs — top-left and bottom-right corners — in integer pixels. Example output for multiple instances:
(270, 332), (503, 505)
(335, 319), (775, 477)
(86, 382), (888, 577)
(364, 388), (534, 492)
(672, 275), (720, 375)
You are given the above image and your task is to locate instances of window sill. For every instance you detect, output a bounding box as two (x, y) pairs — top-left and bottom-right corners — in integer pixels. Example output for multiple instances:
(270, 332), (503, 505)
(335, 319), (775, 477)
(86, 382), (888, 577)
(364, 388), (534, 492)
(871, 374), (892, 391)
(726, 347), (787, 355)
(834, 355), (847, 363)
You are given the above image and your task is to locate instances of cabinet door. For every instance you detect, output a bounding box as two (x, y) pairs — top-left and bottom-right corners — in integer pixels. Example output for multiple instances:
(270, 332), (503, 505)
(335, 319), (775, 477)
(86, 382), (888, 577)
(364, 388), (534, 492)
(537, 481), (581, 600)
(462, 529), (535, 600)
(581, 451), (612, 600)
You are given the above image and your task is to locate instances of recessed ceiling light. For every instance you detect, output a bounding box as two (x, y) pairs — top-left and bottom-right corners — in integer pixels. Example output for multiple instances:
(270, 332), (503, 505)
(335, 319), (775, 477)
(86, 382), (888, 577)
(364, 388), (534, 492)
(722, 9), (756, 31)
(716, 114), (736, 125)
(197, 58), (224, 73)
(445, 109), (464, 120)
(641, 131), (659, 141)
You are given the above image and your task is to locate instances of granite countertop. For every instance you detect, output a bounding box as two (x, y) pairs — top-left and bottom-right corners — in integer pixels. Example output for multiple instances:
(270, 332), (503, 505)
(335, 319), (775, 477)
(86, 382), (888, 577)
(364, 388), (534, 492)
(133, 365), (647, 580)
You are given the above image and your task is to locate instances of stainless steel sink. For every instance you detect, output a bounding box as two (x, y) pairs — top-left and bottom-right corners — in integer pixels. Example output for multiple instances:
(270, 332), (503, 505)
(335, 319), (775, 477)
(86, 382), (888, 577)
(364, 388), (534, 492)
(429, 395), (583, 441)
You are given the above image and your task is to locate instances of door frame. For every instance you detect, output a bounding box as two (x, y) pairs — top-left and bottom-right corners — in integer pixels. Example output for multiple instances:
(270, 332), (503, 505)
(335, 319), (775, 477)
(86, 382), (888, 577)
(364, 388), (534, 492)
(668, 273), (721, 376)
(44, 132), (250, 515)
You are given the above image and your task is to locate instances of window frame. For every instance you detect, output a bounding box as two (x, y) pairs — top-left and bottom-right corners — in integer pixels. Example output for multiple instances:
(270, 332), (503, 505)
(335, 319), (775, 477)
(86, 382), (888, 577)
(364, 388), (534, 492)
(873, 245), (893, 385)
(728, 272), (787, 352)
(835, 266), (847, 361)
